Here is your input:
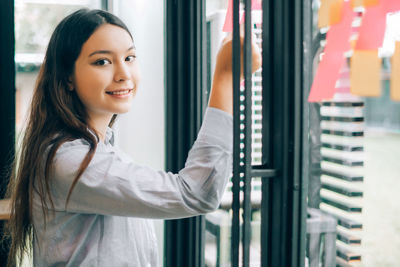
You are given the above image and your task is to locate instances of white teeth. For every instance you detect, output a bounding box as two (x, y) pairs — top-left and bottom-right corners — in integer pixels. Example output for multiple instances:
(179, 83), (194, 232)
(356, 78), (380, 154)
(108, 90), (130, 95)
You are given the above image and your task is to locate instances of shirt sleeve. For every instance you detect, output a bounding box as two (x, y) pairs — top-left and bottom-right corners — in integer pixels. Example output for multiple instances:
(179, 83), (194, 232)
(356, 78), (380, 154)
(49, 107), (233, 219)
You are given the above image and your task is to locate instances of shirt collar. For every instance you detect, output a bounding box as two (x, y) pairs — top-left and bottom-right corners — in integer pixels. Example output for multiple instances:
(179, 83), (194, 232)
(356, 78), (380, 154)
(87, 127), (115, 146)
(104, 127), (115, 146)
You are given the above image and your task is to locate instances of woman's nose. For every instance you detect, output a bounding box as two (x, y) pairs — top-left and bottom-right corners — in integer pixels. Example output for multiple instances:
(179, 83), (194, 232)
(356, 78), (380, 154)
(114, 61), (131, 82)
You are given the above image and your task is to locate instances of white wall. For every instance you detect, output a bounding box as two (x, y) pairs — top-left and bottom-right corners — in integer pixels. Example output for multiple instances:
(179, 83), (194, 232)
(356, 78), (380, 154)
(113, 0), (165, 264)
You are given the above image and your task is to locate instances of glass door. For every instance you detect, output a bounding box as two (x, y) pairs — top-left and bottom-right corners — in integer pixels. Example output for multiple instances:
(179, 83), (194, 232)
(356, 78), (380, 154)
(305, 1), (400, 266)
(15, 0), (103, 135)
(202, 1), (306, 266)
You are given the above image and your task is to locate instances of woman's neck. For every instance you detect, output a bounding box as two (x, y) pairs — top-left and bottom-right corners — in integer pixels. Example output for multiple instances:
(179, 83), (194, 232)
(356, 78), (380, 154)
(88, 114), (113, 143)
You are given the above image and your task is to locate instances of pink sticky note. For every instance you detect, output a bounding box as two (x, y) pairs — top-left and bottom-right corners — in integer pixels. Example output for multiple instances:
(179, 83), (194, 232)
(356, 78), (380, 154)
(383, 0), (400, 13)
(324, 1), (355, 54)
(309, 1), (355, 102)
(252, 0), (262, 10)
(355, 4), (387, 49)
(308, 53), (346, 102)
(240, 0), (262, 24)
(223, 0), (262, 32)
(223, 0), (234, 32)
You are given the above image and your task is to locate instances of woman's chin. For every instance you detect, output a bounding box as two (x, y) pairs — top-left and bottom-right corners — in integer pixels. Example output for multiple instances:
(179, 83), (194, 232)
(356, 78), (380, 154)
(111, 102), (134, 114)
(114, 108), (131, 115)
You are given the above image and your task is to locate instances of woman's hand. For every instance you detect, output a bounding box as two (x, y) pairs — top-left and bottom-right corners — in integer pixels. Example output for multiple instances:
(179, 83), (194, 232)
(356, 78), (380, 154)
(208, 32), (262, 115)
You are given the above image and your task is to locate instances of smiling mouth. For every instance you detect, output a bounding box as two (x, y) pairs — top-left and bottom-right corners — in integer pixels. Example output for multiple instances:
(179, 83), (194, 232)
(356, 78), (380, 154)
(105, 89), (133, 95)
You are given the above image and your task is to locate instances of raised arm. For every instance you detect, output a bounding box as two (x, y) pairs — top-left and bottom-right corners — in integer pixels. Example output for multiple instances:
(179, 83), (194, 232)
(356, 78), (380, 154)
(208, 33), (262, 115)
(45, 108), (232, 219)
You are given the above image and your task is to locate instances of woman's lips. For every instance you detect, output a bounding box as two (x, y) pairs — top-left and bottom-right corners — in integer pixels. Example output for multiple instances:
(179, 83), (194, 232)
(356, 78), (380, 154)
(105, 89), (133, 98)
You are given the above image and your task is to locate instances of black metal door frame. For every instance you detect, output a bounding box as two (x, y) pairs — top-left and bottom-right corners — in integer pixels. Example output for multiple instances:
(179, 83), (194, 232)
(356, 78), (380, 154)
(0, 0), (15, 199)
(165, 0), (307, 266)
(164, 0), (206, 267)
(0, 0), (15, 264)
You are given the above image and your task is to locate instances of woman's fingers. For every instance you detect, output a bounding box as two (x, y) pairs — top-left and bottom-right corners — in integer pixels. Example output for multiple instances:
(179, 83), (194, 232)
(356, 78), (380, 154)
(215, 28), (262, 77)
(209, 29), (262, 115)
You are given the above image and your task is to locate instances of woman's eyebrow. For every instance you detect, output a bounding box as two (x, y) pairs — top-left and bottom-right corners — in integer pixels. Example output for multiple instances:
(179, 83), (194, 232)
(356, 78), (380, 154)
(89, 46), (135, 57)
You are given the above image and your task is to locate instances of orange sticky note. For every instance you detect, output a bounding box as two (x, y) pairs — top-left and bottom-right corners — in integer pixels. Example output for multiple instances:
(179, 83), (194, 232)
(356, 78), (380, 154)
(364, 0), (379, 7)
(318, 0), (337, 28)
(351, 0), (364, 8)
(330, 0), (344, 26)
(350, 50), (382, 97)
(390, 42), (400, 101)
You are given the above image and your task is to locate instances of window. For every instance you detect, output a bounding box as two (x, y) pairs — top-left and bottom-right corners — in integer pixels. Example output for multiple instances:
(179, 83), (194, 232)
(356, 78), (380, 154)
(4, 1), (105, 265)
(307, 1), (400, 266)
(204, 1), (264, 265)
(15, 0), (102, 133)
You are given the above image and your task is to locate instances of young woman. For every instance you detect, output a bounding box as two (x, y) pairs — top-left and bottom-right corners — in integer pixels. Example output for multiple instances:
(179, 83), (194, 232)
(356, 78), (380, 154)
(6, 8), (261, 267)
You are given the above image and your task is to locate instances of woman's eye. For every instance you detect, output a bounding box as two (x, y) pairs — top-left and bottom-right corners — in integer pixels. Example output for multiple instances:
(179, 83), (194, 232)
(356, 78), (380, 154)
(93, 59), (111, 66)
(126, 55), (136, 62)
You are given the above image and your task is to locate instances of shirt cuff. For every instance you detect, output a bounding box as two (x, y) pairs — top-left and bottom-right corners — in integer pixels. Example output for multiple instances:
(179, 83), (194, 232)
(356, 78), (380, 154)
(197, 107), (233, 152)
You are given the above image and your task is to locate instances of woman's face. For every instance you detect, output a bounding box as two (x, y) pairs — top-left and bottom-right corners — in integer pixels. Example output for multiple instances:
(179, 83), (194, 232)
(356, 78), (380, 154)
(72, 23), (139, 125)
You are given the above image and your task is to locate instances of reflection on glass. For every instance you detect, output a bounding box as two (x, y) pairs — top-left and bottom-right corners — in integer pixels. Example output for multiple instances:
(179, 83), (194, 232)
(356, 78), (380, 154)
(15, 0), (101, 133)
(307, 2), (400, 267)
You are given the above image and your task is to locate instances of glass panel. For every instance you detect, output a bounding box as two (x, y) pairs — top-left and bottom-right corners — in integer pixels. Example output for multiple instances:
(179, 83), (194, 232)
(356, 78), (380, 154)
(15, 0), (102, 133)
(306, 2), (400, 266)
(204, 1), (263, 265)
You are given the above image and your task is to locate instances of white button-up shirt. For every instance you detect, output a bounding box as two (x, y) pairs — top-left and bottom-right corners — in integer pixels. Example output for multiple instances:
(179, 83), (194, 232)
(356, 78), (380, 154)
(32, 107), (233, 266)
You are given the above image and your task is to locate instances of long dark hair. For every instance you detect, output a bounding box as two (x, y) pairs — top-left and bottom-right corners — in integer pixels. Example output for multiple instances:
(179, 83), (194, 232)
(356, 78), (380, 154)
(5, 8), (132, 266)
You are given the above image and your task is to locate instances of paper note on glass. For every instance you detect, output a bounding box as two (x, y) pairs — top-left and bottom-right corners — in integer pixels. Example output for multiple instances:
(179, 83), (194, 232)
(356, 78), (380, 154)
(223, 0), (234, 32)
(390, 42), (400, 101)
(329, 0), (343, 26)
(363, 0), (379, 7)
(350, 50), (382, 97)
(351, 0), (364, 8)
(355, 4), (387, 50)
(308, 53), (346, 102)
(309, 1), (354, 102)
(318, 0), (338, 28)
(383, 0), (400, 13)
(324, 1), (354, 54)
(252, 0), (261, 10)
(223, 0), (261, 32)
